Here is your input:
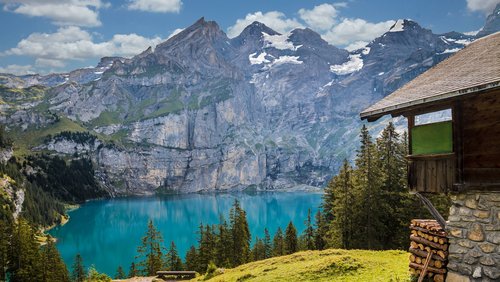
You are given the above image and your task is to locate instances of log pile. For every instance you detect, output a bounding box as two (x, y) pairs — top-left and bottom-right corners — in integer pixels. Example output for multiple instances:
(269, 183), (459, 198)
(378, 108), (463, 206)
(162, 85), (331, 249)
(409, 219), (448, 282)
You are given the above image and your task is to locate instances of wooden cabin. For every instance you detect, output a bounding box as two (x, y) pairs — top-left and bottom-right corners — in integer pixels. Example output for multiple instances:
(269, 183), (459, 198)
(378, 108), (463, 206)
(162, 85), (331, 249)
(360, 32), (500, 282)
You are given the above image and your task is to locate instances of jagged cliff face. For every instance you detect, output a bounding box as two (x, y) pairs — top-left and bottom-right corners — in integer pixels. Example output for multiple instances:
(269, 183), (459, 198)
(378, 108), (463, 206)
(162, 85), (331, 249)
(0, 15), (496, 195)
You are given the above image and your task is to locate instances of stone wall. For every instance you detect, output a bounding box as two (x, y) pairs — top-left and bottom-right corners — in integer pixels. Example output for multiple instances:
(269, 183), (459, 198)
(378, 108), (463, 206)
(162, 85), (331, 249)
(446, 192), (500, 282)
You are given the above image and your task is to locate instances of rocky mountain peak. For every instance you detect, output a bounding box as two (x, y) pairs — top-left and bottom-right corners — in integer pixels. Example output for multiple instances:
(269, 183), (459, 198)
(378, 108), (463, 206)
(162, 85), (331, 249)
(96, 57), (124, 68)
(155, 17), (227, 52)
(288, 28), (327, 46)
(231, 21), (279, 48)
(477, 4), (500, 37)
(388, 19), (422, 33)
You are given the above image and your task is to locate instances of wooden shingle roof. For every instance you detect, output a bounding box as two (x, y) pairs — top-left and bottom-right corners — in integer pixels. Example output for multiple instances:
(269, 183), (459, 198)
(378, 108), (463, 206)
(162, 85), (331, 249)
(360, 31), (500, 120)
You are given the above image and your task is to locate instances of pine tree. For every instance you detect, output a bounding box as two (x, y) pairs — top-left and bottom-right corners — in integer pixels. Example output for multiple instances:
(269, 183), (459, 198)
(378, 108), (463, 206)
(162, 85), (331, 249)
(263, 228), (272, 259)
(185, 246), (198, 272)
(284, 222), (298, 255)
(71, 254), (85, 282)
(214, 215), (232, 267)
(10, 219), (43, 282)
(250, 237), (266, 261)
(314, 210), (327, 250)
(115, 266), (126, 279)
(0, 220), (12, 280)
(303, 209), (315, 250)
(87, 266), (111, 281)
(354, 125), (383, 249)
(326, 159), (356, 249)
(272, 227), (284, 256)
(40, 238), (69, 282)
(376, 122), (407, 249)
(229, 200), (250, 266)
(165, 241), (183, 271)
(135, 220), (164, 276)
(128, 262), (137, 278)
(197, 224), (216, 273)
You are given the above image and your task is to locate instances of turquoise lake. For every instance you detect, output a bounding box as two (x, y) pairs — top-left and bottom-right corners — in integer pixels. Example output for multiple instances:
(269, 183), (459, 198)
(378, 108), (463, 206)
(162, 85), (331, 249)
(49, 192), (323, 276)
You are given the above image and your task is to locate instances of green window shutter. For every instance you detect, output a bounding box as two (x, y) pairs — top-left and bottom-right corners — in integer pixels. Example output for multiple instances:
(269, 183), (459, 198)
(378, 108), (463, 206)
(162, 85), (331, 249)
(411, 121), (453, 155)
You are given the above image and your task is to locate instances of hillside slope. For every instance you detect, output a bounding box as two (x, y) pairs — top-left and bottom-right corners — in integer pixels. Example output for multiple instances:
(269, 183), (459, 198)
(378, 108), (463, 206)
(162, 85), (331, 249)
(194, 249), (409, 282)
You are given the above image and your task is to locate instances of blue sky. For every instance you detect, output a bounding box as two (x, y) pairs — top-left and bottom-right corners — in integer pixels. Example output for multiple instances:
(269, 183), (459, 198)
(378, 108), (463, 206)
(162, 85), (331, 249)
(0, 0), (498, 75)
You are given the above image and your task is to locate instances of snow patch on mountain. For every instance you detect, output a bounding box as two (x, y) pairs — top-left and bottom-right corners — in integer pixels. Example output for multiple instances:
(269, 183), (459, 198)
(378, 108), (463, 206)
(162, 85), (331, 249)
(389, 19), (405, 32)
(271, 56), (302, 66)
(262, 32), (302, 51)
(330, 54), (363, 75)
(439, 48), (462, 54)
(249, 52), (271, 65)
(440, 36), (473, 46)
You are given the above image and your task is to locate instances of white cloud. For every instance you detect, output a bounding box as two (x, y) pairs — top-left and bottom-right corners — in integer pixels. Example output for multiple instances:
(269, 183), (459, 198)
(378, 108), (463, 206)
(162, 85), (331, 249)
(167, 28), (184, 39)
(322, 18), (395, 46)
(127, 0), (182, 13)
(2, 26), (163, 71)
(298, 3), (340, 31)
(35, 58), (66, 68)
(226, 11), (303, 38)
(344, 41), (369, 52)
(0, 64), (34, 75)
(1, 0), (107, 27)
(466, 0), (500, 14)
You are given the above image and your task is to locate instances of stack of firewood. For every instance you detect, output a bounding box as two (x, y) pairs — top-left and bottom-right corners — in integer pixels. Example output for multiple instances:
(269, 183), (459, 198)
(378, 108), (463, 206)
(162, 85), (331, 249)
(409, 219), (448, 282)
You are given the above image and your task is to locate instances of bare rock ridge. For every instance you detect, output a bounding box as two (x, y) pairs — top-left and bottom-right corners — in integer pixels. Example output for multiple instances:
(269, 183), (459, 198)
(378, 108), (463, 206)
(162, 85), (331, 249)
(0, 13), (498, 195)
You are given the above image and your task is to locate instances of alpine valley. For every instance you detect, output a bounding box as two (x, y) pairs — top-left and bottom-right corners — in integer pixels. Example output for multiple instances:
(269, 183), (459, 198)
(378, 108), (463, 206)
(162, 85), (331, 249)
(1, 6), (499, 196)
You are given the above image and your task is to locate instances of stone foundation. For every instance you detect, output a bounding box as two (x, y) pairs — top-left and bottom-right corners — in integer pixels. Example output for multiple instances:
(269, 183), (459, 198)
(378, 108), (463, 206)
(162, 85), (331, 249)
(446, 192), (500, 282)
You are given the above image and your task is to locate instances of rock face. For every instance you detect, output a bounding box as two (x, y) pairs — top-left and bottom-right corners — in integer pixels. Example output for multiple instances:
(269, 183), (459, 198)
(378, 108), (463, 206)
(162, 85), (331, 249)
(0, 17), (497, 195)
(477, 4), (500, 37)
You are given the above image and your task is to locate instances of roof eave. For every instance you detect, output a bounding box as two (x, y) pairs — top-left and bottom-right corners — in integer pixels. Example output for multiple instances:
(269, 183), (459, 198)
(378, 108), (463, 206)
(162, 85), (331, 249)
(360, 81), (500, 121)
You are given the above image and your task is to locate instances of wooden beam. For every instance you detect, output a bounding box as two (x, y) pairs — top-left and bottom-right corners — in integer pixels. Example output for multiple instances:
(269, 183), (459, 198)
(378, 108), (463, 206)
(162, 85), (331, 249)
(452, 102), (464, 188)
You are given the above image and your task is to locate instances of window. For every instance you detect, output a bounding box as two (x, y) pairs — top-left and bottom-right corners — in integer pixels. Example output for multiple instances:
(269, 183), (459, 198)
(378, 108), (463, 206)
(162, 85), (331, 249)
(411, 109), (453, 155)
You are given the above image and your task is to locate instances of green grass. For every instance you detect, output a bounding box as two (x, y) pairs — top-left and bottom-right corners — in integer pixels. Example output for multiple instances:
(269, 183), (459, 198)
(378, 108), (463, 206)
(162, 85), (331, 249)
(88, 110), (123, 128)
(10, 116), (88, 157)
(194, 249), (410, 282)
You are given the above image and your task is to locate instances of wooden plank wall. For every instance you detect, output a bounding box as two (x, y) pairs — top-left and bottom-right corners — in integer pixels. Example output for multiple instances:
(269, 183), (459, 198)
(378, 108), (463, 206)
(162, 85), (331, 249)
(408, 155), (455, 193)
(461, 88), (500, 184)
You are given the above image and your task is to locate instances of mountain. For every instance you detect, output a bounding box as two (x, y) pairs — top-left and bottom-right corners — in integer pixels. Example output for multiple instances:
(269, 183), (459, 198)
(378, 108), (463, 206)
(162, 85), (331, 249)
(477, 4), (500, 37)
(0, 16), (496, 195)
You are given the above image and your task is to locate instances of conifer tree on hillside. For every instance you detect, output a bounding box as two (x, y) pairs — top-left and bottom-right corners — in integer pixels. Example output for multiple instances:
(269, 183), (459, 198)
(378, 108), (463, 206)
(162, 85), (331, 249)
(10, 219), (43, 282)
(71, 254), (85, 282)
(115, 266), (126, 279)
(303, 209), (315, 250)
(0, 125), (12, 148)
(354, 125), (384, 249)
(214, 215), (232, 267)
(128, 262), (137, 278)
(376, 122), (408, 249)
(197, 224), (216, 273)
(185, 246), (198, 272)
(0, 220), (12, 280)
(229, 200), (250, 266)
(165, 241), (183, 271)
(251, 237), (266, 261)
(41, 238), (70, 282)
(135, 220), (164, 276)
(272, 227), (284, 256)
(326, 159), (355, 249)
(284, 222), (298, 255)
(263, 228), (272, 259)
(313, 210), (327, 250)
